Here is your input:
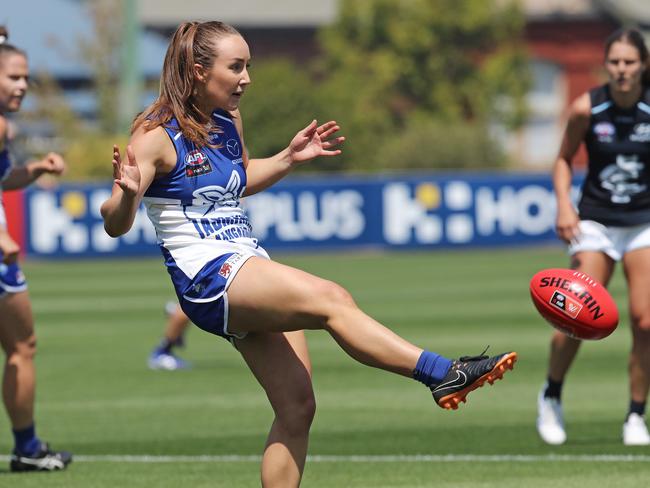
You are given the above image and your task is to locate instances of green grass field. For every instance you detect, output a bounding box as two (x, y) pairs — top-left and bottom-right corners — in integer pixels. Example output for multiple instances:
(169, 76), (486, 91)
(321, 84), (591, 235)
(2, 246), (650, 487)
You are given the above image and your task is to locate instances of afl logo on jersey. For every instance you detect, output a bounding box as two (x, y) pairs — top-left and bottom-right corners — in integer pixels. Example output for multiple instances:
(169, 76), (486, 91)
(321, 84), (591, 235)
(226, 139), (241, 157)
(185, 150), (213, 177)
(594, 122), (615, 142)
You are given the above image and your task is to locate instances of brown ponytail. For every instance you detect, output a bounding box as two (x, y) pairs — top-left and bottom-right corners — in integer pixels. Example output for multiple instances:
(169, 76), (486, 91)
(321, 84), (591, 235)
(133, 21), (242, 146)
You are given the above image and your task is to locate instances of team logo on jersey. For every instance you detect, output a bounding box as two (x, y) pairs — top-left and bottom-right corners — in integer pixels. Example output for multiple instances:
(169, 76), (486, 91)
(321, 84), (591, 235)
(218, 262), (233, 278)
(594, 122), (615, 142)
(226, 139), (241, 157)
(550, 291), (582, 319)
(192, 171), (244, 207)
(599, 154), (647, 204)
(218, 253), (245, 278)
(185, 150), (213, 177)
(630, 123), (650, 142)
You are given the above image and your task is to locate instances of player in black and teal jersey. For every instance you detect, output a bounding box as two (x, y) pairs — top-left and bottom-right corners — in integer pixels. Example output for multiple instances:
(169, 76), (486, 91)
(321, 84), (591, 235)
(539, 27), (650, 447)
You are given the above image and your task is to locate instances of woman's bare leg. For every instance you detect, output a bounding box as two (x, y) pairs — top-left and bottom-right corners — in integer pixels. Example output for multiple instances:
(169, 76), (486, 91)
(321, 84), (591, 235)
(547, 252), (615, 382)
(0, 291), (36, 430)
(164, 305), (190, 344)
(228, 257), (422, 376)
(235, 331), (314, 488)
(623, 248), (650, 405)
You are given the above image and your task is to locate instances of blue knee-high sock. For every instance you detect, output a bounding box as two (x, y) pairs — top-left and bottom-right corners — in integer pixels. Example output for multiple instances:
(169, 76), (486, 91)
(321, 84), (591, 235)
(13, 424), (41, 456)
(413, 351), (452, 387)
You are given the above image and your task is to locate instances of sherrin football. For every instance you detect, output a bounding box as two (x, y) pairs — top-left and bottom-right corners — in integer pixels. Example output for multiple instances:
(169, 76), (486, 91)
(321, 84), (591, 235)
(529, 268), (619, 340)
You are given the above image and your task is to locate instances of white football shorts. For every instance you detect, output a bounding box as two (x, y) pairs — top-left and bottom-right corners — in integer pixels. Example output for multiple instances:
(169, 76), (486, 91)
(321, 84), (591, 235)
(568, 220), (650, 261)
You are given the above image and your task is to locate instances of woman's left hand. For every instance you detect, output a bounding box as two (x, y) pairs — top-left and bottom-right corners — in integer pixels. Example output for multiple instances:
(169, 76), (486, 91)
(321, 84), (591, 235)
(0, 230), (20, 264)
(288, 120), (345, 165)
(39, 152), (66, 176)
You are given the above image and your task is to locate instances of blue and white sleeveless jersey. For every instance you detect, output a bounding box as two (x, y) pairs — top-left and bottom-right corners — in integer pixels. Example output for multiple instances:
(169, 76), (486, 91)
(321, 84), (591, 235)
(143, 110), (256, 277)
(0, 147), (11, 181)
(0, 147), (13, 229)
(143, 110), (269, 338)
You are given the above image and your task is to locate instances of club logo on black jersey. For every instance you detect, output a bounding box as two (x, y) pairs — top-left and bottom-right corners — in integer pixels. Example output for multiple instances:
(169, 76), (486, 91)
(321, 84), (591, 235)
(630, 123), (650, 142)
(185, 150), (213, 177)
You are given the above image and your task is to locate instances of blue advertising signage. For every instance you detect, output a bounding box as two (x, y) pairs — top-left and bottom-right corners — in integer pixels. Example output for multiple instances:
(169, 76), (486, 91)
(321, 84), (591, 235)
(23, 172), (578, 257)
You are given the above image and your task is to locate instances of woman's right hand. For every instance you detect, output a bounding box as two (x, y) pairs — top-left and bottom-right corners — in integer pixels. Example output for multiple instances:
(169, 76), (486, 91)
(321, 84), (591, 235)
(287, 120), (344, 165)
(102, 131), (164, 238)
(555, 205), (580, 243)
(112, 145), (141, 197)
(0, 230), (19, 264)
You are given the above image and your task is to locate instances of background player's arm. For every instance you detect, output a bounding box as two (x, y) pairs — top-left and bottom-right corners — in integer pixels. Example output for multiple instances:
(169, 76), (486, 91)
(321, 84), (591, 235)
(0, 203), (19, 264)
(231, 112), (343, 196)
(0, 118), (21, 262)
(0, 111), (65, 191)
(2, 152), (65, 191)
(553, 93), (591, 243)
(101, 128), (167, 237)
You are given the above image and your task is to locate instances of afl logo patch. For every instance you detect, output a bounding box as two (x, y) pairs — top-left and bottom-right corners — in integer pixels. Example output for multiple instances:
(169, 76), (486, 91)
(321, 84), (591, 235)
(226, 139), (241, 157)
(185, 150), (212, 177)
(594, 122), (615, 142)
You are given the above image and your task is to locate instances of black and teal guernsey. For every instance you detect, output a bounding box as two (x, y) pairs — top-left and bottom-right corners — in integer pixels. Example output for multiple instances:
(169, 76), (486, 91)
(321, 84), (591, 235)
(578, 84), (650, 226)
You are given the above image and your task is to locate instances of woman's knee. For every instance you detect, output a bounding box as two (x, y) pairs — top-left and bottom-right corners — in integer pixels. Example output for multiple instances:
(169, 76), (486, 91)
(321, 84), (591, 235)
(630, 312), (650, 351)
(315, 279), (356, 313)
(5, 335), (37, 361)
(295, 278), (357, 330)
(631, 307), (650, 331)
(275, 390), (316, 436)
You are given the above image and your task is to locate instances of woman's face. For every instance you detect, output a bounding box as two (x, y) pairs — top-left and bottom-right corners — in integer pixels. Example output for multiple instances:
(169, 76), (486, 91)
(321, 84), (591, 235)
(0, 52), (29, 113)
(196, 34), (251, 112)
(605, 40), (645, 95)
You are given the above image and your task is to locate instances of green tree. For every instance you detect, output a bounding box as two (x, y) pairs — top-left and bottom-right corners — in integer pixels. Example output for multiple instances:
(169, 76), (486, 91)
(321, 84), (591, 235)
(240, 60), (321, 161)
(78, 0), (124, 134)
(23, 0), (128, 180)
(313, 0), (530, 170)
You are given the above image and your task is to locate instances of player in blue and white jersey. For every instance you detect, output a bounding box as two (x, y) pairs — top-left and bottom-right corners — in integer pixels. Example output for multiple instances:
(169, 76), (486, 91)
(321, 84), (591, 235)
(538, 28), (650, 447)
(101, 21), (517, 487)
(0, 26), (71, 472)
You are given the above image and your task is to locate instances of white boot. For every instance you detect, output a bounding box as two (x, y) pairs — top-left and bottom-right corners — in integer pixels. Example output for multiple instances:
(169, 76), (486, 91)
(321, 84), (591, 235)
(536, 386), (566, 445)
(623, 413), (650, 446)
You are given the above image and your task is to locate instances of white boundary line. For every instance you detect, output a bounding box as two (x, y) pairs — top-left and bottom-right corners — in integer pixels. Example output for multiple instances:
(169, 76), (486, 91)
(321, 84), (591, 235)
(2, 454), (650, 463)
